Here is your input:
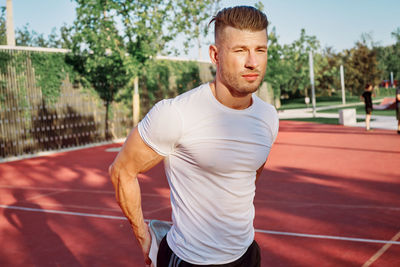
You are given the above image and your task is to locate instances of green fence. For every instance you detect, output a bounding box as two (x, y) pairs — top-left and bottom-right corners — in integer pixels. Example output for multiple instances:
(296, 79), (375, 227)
(0, 47), (216, 159)
(0, 48), (132, 158)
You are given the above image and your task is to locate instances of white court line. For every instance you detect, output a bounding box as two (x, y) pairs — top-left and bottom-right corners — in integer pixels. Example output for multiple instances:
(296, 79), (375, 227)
(254, 199), (400, 211)
(2, 185), (399, 211)
(29, 202), (121, 212)
(1, 204), (400, 246)
(362, 230), (400, 267)
(254, 229), (400, 245)
(0, 204), (127, 220)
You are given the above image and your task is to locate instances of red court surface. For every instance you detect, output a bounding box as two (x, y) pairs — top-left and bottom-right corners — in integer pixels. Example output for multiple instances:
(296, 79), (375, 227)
(1, 121), (399, 266)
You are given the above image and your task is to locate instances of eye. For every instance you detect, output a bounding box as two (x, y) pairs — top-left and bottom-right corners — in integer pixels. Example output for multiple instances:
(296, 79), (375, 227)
(234, 49), (245, 53)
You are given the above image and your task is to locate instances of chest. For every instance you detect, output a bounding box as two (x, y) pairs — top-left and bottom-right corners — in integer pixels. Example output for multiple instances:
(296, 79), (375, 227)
(174, 116), (272, 174)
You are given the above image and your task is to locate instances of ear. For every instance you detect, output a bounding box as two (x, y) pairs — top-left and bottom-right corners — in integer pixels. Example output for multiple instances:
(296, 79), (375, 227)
(209, 44), (218, 65)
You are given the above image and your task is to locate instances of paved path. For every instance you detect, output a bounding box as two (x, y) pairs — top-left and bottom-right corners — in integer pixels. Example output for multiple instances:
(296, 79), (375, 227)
(278, 105), (398, 131)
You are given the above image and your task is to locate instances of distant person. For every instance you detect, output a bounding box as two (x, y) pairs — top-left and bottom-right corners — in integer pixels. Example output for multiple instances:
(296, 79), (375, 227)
(361, 84), (374, 131)
(109, 6), (278, 267)
(396, 85), (400, 134)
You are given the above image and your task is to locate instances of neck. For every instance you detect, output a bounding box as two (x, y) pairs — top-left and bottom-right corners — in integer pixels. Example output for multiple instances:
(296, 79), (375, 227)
(209, 81), (253, 110)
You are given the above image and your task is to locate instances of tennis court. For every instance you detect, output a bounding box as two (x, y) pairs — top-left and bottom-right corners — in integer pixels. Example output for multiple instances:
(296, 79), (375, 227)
(1, 121), (399, 266)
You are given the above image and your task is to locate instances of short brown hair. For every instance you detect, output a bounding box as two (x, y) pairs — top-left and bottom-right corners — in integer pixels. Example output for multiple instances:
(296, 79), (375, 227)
(209, 6), (268, 42)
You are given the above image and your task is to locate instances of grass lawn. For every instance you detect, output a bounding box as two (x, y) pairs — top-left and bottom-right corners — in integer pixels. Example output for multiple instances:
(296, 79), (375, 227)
(279, 88), (397, 111)
(280, 117), (367, 125)
(279, 95), (361, 110)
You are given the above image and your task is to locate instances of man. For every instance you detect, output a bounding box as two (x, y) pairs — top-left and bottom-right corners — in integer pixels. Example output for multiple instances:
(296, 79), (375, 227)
(109, 6), (279, 266)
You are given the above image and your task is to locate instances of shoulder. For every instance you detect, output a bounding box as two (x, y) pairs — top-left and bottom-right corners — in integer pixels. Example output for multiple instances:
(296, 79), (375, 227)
(172, 83), (210, 105)
(150, 83), (208, 115)
(252, 95), (279, 141)
(253, 95), (278, 118)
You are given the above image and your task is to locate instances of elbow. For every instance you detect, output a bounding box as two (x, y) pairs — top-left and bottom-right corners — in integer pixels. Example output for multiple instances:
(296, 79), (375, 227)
(109, 163), (137, 188)
(109, 163), (120, 188)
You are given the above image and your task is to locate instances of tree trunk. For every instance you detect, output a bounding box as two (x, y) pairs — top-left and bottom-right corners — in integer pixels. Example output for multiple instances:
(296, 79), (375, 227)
(105, 99), (110, 140)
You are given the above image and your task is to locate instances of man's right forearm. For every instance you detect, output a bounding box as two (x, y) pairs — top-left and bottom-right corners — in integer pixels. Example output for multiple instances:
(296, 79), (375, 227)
(108, 127), (164, 265)
(109, 164), (150, 245)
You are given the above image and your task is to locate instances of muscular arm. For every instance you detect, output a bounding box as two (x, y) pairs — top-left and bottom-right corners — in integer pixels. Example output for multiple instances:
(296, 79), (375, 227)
(109, 127), (164, 265)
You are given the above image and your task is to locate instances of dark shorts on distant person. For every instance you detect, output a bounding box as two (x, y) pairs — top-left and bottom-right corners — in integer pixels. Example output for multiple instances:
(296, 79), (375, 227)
(157, 236), (261, 267)
(365, 106), (372, 115)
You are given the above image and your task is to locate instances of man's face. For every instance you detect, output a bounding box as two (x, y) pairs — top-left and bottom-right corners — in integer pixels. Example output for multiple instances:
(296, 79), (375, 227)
(213, 26), (268, 97)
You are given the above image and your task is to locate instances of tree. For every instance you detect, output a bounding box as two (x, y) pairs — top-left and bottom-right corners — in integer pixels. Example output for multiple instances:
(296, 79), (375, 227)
(376, 27), (400, 82)
(314, 47), (341, 96)
(0, 6), (6, 45)
(69, 1), (130, 139)
(69, 0), (218, 137)
(268, 28), (320, 99)
(15, 24), (47, 46)
(264, 26), (287, 100)
(173, 0), (221, 59)
(13, 23), (70, 48)
(342, 41), (381, 95)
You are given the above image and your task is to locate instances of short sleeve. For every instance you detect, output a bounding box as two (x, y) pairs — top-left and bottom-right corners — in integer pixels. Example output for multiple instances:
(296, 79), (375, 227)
(138, 99), (183, 156)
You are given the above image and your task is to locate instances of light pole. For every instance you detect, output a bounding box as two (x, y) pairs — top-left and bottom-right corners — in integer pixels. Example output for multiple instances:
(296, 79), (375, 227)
(340, 65), (346, 105)
(308, 51), (316, 117)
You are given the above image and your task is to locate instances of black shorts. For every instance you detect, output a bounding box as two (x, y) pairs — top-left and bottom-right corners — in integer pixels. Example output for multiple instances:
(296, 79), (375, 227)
(157, 236), (261, 267)
(365, 106), (372, 115)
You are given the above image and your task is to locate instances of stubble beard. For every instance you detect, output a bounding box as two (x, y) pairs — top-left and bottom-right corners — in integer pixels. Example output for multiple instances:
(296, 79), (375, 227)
(220, 69), (265, 98)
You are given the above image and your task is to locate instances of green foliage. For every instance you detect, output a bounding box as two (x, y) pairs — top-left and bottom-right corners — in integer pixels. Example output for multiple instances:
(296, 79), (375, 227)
(374, 87), (396, 97)
(172, 0), (221, 53)
(13, 23), (71, 48)
(0, 49), (83, 106)
(0, 6), (5, 45)
(266, 28), (320, 98)
(70, 0), (132, 138)
(342, 42), (381, 95)
(279, 95), (360, 110)
(69, 0), (219, 135)
(313, 48), (341, 96)
(376, 27), (400, 82)
(16, 24), (47, 47)
(30, 52), (68, 102)
(254, 1), (265, 11)
(116, 59), (202, 116)
(0, 51), (10, 100)
(0, 50), (11, 74)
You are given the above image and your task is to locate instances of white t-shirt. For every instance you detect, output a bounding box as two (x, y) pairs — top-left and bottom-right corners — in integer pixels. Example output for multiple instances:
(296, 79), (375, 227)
(138, 83), (279, 264)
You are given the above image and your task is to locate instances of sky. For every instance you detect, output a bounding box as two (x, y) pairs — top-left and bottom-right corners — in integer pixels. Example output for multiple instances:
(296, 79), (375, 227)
(1, 0), (399, 61)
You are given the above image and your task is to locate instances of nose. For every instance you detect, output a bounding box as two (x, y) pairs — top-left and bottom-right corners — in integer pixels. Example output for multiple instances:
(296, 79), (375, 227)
(245, 51), (259, 70)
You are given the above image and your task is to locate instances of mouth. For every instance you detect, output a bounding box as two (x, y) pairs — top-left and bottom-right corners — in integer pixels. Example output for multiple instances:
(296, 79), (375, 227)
(242, 73), (259, 82)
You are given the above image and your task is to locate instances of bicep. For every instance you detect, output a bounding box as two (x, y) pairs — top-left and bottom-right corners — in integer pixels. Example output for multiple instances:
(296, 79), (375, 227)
(110, 127), (164, 181)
